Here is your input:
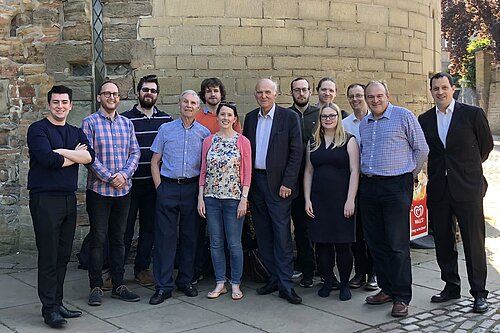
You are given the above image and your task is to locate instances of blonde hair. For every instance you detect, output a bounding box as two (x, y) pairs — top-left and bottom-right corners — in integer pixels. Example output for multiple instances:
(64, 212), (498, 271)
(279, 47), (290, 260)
(309, 103), (347, 152)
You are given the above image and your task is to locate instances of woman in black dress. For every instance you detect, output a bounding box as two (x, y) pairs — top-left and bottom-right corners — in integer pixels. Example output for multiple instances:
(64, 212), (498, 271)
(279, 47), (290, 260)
(304, 102), (360, 300)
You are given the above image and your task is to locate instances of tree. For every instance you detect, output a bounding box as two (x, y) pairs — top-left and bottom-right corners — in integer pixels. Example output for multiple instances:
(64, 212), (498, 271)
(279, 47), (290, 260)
(441, 0), (499, 75)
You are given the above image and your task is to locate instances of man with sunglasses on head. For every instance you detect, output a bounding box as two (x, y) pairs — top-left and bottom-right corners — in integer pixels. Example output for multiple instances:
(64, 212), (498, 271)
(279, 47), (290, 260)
(82, 80), (141, 307)
(121, 75), (173, 287)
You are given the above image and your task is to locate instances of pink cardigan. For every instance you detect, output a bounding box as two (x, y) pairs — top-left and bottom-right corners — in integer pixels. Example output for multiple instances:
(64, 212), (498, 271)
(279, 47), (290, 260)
(199, 133), (252, 188)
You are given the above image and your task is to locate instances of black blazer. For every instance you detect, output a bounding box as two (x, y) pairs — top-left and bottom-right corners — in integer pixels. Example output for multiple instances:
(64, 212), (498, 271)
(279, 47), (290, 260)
(418, 101), (493, 202)
(243, 105), (303, 201)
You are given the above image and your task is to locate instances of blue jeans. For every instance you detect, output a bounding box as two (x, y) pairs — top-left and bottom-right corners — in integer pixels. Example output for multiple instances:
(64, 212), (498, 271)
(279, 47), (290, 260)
(204, 197), (244, 285)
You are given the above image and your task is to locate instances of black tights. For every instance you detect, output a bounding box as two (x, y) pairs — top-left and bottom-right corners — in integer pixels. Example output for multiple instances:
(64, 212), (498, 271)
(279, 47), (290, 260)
(316, 242), (353, 287)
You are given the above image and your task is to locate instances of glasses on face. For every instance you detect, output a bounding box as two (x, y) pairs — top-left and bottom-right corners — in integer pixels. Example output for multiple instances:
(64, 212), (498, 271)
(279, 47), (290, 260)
(100, 91), (119, 98)
(292, 88), (309, 94)
(348, 94), (364, 100)
(141, 87), (158, 94)
(320, 113), (338, 120)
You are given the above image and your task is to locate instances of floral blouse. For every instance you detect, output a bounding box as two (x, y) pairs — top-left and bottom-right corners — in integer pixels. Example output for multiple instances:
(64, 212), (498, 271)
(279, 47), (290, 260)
(204, 133), (242, 200)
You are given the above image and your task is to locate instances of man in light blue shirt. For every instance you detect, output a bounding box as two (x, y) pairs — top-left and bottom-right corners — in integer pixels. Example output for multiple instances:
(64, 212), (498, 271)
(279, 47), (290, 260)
(149, 90), (210, 305)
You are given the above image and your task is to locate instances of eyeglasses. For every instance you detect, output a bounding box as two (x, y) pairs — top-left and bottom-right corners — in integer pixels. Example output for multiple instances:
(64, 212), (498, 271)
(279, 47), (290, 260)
(292, 88), (309, 94)
(348, 94), (365, 100)
(141, 87), (158, 94)
(99, 91), (119, 98)
(320, 113), (338, 120)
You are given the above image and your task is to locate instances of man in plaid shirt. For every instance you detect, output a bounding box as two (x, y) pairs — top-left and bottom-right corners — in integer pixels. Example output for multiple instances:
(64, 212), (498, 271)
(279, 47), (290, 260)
(82, 80), (141, 307)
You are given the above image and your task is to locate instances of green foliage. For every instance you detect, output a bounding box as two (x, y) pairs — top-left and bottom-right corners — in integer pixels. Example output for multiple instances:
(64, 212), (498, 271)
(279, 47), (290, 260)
(460, 37), (491, 88)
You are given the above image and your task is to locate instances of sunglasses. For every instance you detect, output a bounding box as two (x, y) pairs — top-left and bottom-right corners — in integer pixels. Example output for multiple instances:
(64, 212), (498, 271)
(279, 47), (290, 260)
(141, 87), (158, 94)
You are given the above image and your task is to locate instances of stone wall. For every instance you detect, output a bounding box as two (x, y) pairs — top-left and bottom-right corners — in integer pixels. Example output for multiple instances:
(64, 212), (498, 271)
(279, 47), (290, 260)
(0, 0), (441, 254)
(486, 65), (500, 135)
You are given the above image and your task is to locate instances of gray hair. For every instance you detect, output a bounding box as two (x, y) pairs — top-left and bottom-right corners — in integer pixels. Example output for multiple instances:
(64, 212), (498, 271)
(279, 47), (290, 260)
(365, 80), (389, 95)
(179, 89), (200, 105)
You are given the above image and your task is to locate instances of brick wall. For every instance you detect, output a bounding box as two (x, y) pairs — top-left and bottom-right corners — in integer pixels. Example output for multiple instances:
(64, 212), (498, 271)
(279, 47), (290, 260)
(0, 0), (441, 254)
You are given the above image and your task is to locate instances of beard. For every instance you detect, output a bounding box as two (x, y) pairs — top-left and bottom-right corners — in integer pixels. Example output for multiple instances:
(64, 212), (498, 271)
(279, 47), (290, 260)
(139, 95), (157, 108)
(293, 97), (309, 108)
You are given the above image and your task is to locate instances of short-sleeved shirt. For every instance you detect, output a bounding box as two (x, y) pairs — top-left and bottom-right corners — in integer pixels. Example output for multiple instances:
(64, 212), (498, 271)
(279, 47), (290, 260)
(150, 118), (210, 178)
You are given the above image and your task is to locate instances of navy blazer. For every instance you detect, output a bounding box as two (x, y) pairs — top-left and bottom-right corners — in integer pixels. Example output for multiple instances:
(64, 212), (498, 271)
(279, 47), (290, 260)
(418, 101), (493, 202)
(243, 105), (303, 201)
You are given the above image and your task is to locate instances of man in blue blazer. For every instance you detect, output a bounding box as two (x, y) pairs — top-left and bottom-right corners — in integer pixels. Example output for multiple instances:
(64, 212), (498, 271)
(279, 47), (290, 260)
(418, 72), (494, 313)
(243, 78), (303, 304)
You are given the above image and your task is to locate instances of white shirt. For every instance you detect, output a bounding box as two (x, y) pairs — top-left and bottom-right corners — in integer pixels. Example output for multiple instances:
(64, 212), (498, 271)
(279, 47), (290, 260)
(436, 99), (455, 148)
(254, 105), (276, 170)
(342, 110), (370, 145)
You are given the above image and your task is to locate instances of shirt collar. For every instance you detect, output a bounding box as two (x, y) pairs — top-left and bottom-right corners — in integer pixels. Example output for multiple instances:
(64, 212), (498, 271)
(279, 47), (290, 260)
(436, 99), (455, 116)
(349, 110), (370, 122)
(258, 104), (276, 119)
(98, 108), (116, 121)
(367, 103), (392, 121)
(203, 105), (211, 114)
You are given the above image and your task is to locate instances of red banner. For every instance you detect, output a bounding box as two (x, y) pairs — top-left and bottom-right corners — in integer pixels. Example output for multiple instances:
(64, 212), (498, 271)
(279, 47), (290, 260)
(410, 196), (428, 240)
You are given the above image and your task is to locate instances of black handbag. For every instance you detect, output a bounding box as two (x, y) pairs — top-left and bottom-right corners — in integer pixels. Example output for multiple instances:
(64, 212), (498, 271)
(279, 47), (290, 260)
(244, 249), (270, 283)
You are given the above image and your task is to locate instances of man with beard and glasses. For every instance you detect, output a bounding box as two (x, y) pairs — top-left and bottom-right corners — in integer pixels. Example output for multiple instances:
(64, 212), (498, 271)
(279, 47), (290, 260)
(288, 77), (318, 288)
(196, 77), (241, 134)
(121, 75), (173, 287)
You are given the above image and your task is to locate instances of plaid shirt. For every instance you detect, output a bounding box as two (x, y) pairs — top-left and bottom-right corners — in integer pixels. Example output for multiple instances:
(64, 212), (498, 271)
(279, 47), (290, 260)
(359, 103), (429, 177)
(82, 110), (140, 197)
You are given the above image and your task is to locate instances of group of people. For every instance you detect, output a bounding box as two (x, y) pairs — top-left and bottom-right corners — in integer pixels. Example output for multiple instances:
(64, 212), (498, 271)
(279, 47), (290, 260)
(27, 72), (493, 328)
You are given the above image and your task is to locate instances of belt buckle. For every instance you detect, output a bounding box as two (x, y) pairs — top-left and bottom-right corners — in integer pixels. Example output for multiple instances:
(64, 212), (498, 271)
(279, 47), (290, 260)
(177, 178), (184, 185)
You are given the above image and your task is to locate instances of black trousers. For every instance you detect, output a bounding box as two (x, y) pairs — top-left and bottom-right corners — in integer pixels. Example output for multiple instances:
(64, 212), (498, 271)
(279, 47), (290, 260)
(30, 194), (77, 316)
(351, 207), (374, 276)
(316, 242), (352, 287)
(291, 190), (315, 279)
(359, 173), (413, 304)
(86, 190), (131, 289)
(428, 185), (488, 298)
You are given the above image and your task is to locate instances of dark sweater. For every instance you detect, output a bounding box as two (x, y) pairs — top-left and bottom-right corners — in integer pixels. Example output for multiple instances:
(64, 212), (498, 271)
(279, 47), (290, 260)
(121, 105), (172, 183)
(27, 118), (95, 195)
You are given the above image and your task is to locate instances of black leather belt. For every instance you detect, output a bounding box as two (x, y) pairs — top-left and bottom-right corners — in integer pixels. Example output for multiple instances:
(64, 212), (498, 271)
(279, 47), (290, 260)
(161, 175), (199, 185)
(254, 169), (267, 175)
(362, 174), (400, 180)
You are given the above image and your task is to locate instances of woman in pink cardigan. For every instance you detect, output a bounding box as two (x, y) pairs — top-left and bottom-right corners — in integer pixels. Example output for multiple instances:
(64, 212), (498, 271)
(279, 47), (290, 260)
(198, 102), (252, 301)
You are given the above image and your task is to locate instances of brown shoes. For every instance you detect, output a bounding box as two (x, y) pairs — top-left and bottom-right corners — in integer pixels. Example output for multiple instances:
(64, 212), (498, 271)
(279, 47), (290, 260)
(365, 291), (392, 305)
(391, 301), (409, 317)
(135, 270), (155, 287)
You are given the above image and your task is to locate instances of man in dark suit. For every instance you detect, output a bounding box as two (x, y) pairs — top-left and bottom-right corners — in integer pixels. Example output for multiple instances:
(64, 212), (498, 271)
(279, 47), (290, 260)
(243, 78), (303, 304)
(418, 72), (494, 313)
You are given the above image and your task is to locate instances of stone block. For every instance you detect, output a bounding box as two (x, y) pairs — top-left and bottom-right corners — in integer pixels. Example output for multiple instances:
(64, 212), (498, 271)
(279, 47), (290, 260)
(322, 57), (357, 71)
(221, 27), (261, 46)
(409, 62), (423, 74)
(164, 0), (224, 17)
(104, 2), (152, 18)
(387, 34), (409, 51)
(139, 17), (181, 27)
(330, 3), (356, 22)
(285, 19), (319, 28)
(236, 78), (259, 95)
(366, 31), (386, 49)
(32, 6), (59, 26)
(247, 57), (272, 70)
(170, 26), (219, 45)
(385, 60), (408, 73)
(62, 24), (92, 41)
(177, 56), (208, 70)
(183, 17), (240, 27)
(192, 46), (233, 56)
(409, 12), (427, 33)
(404, 52), (422, 62)
(287, 46), (338, 57)
(264, 0), (299, 19)
(374, 49), (403, 60)
(263, 28), (303, 47)
(389, 8), (409, 28)
(299, 1), (329, 20)
(357, 4), (388, 26)
(328, 30), (365, 48)
(155, 56), (177, 69)
(358, 58), (385, 71)
(138, 26), (170, 39)
(209, 57), (246, 70)
(304, 29), (327, 47)
(339, 48), (373, 58)
(241, 18), (285, 27)
(46, 43), (91, 74)
(410, 37), (423, 54)
(105, 23), (137, 40)
(274, 56), (321, 70)
(225, 0), (263, 18)
(156, 44), (191, 56)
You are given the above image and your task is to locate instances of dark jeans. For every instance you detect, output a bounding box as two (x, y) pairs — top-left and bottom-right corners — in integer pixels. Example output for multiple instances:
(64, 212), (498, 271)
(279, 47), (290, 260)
(428, 186), (488, 298)
(124, 180), (156, 276)
(86, 190), (131, 289)
(316, 242), (352, 287)
(291, 192), (315, 279)
(249, 172), (294, 292)
(153, 180), (200, 292)
(351, 207), (374, 276)
(359, 173), (413, 304)
(30, 194), (77, 316)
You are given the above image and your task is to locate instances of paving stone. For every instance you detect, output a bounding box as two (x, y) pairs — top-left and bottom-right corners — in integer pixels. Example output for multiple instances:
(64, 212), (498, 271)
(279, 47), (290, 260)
(417, 319), (434, 326)
(379, 322), (400, 330)
(399, 317), (418, 325)
(416, 313), (433, 320)
(471, 329), (486, 333)
(422, 326), (440, 332)
(480, 319), (496, 328)
(454, 330), (468, 333)
(461, 320), (477, 329)
(430, 309), (445, 315)
(402, 325), (419, 331)
(447, 311), (462, 317)
(433, 315), (449, 321)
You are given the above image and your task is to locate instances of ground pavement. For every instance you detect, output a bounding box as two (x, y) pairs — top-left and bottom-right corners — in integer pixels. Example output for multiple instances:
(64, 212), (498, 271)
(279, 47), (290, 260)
(1, 137), (499, 333)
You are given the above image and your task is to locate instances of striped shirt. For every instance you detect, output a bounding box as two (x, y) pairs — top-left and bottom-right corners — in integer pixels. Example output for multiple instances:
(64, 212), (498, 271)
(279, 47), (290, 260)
(82, 109), (140, 197)
(121, 105), (172, 182)
(359, 103), (429, 177)
(150, 118), (210, 178)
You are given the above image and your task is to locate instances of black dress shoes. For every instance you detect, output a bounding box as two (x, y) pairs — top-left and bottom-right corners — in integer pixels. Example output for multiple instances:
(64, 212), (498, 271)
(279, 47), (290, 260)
(472, 297), (489, 313)
(430, 290), (461, 303)
(348, 274), (366, 289)
(59, 305), (82, 318)
(279, 288), (302, 304)
(178, 284), (198, 297)
(149, 289), (172, 305)
(43, 311), (67, 328)
(256, 282), (278, 295)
